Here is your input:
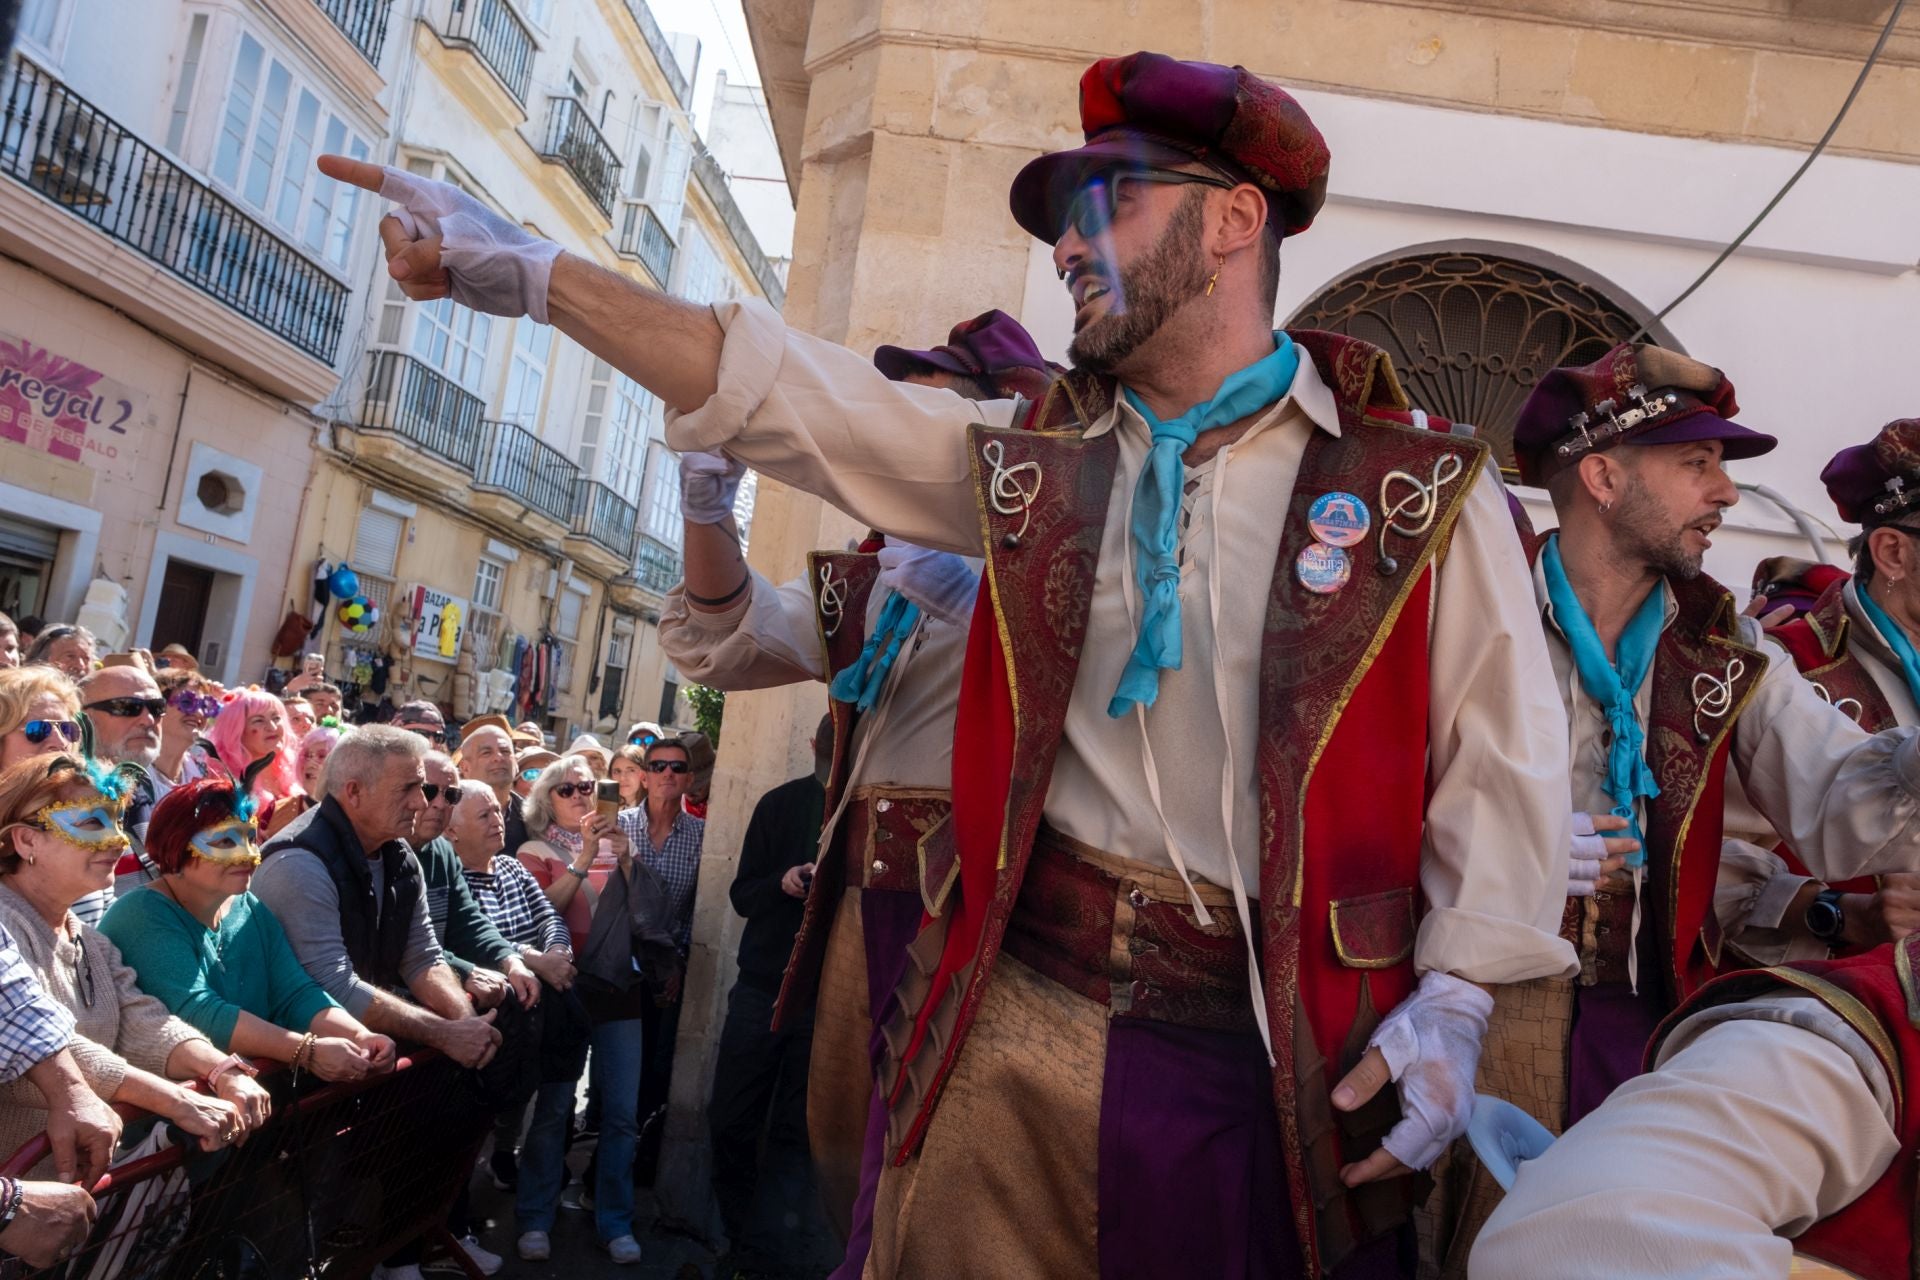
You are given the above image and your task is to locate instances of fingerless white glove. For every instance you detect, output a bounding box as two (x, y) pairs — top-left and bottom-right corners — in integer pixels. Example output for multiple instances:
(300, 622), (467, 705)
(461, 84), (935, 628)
(1366, 971), (1494, 1171)
(1568, 811), (1611, 898)
(875, 544), (981, 628)
(679, 450), (747, 525)
(377, 166), (563, 321)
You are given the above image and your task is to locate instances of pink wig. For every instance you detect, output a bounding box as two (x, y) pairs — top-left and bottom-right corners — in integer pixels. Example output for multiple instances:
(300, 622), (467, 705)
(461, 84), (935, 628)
(206, 688), (301, 801)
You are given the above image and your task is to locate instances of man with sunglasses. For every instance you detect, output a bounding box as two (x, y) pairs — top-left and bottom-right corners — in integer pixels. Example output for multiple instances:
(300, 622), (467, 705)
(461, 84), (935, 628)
(393, 699), (449, 747)
(70, 666), (166, 926)
(327, 49), (1576, 1277)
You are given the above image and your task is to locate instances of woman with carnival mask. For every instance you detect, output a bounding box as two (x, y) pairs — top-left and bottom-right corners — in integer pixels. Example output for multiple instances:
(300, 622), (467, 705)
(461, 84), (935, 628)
(0, 754), (270, 1171)
(100, 774), (395, 1083)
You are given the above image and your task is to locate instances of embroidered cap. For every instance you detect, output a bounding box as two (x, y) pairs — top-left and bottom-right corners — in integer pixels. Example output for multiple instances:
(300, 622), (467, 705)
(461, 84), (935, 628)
(872, 310), (1058, 401)
(1820, 419), (1920, 526)
(1007, 51), (1330, 246)
(1511, 343), (1776, 486)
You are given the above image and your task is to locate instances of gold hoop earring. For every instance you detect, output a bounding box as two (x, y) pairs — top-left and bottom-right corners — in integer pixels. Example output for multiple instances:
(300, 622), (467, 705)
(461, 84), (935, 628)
(1205, 255), (1223, 297)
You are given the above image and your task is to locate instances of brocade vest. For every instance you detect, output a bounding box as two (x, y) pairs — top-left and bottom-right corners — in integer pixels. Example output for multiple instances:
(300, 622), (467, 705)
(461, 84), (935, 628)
(881, 332), (1486, 1276)
(1650, 935), (1920, 1280)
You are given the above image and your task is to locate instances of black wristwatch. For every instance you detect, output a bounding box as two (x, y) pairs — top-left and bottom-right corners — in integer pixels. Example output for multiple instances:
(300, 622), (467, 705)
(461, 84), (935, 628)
(1805, 887), (1847, 946)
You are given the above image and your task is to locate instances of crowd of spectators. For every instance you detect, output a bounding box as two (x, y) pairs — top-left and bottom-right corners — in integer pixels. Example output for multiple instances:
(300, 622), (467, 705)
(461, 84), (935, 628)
(0, 615), (720, 1276)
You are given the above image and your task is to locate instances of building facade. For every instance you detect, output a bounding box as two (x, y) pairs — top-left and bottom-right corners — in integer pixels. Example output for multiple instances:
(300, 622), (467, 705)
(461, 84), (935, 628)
(0, 0), (782, 735)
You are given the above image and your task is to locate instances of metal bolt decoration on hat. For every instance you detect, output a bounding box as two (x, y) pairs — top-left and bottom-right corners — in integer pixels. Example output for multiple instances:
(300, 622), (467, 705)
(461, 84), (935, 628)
(1008, 51), (1331, 246)
(1820, 419), (1920, 526)
(1510, 343), (1777, 487)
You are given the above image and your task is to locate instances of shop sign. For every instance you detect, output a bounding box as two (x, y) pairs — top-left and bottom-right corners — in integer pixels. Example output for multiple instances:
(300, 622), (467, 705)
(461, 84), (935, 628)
(0, 332), (152, 480)
(407, 585), (469, 662)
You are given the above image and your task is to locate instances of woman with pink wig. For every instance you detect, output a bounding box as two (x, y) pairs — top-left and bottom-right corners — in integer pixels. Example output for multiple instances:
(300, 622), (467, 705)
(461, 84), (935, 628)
(204, 688), (300, 805)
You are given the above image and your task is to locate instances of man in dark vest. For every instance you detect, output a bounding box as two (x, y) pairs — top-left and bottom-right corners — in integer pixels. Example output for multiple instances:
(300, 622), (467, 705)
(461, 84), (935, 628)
(322, 51), (1580, 1276)
(255, 724), (503, 1070)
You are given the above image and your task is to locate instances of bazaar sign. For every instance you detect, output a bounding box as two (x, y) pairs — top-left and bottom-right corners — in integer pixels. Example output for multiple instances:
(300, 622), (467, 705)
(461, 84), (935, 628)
(0, 332), (152, 481)
(407, 585), (469, 662)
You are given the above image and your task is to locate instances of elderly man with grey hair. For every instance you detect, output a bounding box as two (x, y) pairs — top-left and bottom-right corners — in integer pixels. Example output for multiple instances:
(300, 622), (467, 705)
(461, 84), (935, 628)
(253, 725), (503, 1071)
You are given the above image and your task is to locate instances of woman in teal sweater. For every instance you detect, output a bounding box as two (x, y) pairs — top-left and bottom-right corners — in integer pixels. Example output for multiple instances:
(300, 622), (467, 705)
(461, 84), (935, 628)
(100, 777), (395, 1082)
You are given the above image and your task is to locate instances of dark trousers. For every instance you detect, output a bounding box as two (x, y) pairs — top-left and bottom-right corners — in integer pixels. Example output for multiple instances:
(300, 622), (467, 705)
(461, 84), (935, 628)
(636, 988), (684, 1182)
(707, 978), (816, 1260)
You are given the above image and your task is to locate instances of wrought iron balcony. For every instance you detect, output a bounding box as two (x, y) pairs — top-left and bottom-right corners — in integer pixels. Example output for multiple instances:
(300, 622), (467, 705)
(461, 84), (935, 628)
(0, 57), (347, 363)
(315, 0), (393, 66)
(438, 0), (533, 105)
(540, 97), (621, 217)
(624, 0), (690, 106)
(616, 199), (675, 285)
(476, 419), (577, 526)
(569, 479), (639, 560)
(360, 351), (483, 472)
(631, 538), (682, 595)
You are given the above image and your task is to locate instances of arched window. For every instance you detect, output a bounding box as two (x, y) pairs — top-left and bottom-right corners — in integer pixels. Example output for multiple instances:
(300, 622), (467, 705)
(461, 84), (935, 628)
(1287, 249), (1667, 471)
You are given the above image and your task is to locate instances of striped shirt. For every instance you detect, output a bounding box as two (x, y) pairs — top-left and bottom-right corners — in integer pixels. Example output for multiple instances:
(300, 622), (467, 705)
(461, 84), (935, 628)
(617, 806), (704, 950)
(0, 920), (73, 1082)
(460, 855), (571, 954)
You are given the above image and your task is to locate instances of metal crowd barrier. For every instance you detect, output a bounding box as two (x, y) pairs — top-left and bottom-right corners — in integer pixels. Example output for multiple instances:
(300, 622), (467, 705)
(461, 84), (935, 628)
(0, 1050), (493, 1280)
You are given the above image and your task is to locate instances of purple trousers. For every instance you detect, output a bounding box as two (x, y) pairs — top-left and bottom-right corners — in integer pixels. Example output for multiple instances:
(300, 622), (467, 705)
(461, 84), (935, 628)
(1567, 980), (1667, 1124)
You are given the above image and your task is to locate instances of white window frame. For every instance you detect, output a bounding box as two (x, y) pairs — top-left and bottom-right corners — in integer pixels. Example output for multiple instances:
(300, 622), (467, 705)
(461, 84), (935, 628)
(470, 554), (507, 668)
(411, 297), (493, 393)
(15, 0), (74, 60)
(676, 223), (724, 307)
(603, 372), (652, 504)
(640, 443), (682, 549)
(350, 505), (406, 617)
(499, 319), (553, 428)
(553, 580), (589, 692)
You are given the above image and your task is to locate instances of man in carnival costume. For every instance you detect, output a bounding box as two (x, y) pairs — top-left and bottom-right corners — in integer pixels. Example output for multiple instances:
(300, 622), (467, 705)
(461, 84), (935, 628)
(322, 50), (1579, 1276)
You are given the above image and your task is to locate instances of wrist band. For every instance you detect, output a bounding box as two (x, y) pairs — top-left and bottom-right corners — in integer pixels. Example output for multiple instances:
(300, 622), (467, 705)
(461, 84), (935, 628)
(686, 574), (751, 608)
(0, 1177), (20, 1230)
(203, 1052), (256, 1092)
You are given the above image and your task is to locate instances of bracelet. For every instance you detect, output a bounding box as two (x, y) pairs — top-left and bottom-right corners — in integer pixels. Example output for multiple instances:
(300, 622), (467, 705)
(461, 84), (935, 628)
(290, 1032), (317, 1076)
(0, 1177), (20, 1230)
(203, 1052), (257, 1092)
(565, 863), (591, 880)
(686, 574), (751, 608)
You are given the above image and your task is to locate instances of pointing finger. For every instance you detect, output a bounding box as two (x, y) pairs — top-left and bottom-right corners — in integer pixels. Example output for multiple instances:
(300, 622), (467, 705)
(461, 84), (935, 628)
(1331, 1046), (1392, 1112)
(316, 153), (388, 194)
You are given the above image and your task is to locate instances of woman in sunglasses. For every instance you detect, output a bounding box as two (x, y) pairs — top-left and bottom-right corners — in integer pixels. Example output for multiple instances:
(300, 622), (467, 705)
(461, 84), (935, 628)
(0, 754), (270, 1174)
(0, 666), (82, 771)
(149, 669), (218, 805)
(204, 688), (300, 807)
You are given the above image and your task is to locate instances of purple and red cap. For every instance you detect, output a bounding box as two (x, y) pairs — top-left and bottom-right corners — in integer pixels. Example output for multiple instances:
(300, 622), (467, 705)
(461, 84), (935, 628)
(1007, 52), (1331, 246)
(1511, 343), (1776, 486)
(1820, 419), (1920, 526)
(873, 309), (1057, 401)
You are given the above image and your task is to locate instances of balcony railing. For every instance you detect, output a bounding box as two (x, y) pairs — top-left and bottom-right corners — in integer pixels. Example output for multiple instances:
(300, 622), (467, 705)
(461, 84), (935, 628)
(616, 199), (675, 284)
(570, 478), (638, 560)
(0, 57), (347, 363)
(315, 0), (393, 66)
(540, 97), (621, 217)
(360, 351), (483, 471)
(631, 538), (682, 594)
(438, 0), (533, 105)
(625, 0), (690, 106)
(476, 419), (577, 526)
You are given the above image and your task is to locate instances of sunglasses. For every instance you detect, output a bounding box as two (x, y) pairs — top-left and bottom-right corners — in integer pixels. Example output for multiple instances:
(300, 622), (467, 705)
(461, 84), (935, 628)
(552, 781), (596, 800)
(646, 760), (689, 774)
(85, 696), (167, 720)
(629, 733), (658, 746)
(419, 782), (456, 804)
(519, 768), (542, 782)
(20, 719), (80, 746)
(168, 691), (221, 720)
(1060, 166), (1235, 242)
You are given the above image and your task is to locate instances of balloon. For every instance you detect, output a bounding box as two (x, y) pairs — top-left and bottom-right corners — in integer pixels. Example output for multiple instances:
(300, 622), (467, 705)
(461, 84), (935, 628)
(327, 565), (360, 601)
(338, 596), (378, 635)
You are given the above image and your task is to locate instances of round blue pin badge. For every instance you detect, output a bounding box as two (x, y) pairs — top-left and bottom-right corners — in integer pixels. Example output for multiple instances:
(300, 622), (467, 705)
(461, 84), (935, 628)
(1307, 491), (1371, 548)
(1296, 542), (1351, 594)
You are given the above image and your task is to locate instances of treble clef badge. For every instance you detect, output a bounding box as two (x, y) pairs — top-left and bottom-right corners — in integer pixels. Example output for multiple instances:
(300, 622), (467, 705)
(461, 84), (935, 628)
(1691, 656), (1746, 741)
(1811, 681), (1865, 723)
(983, 438), (1042, 549)
(1375, 453), (1465, 575)
(817, 563), (848, 639)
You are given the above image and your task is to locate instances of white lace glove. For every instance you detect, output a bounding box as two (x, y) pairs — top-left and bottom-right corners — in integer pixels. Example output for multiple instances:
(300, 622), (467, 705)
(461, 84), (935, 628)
(1569, 811), (1611, 897)
(376, 166), (563, 321)
(679, 450), (747, 525)
(1366, 971), (1494, 1171)
(875, 544), (980, 628)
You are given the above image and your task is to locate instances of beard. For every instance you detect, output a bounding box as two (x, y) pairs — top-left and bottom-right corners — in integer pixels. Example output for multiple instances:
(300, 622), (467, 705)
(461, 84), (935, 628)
(1610, 472), (1707, 581)
(1067, 190), (1212, 374)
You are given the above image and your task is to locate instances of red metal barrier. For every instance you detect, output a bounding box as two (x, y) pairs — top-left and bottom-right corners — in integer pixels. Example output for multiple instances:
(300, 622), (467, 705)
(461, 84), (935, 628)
(0, 1050), (493, 1280)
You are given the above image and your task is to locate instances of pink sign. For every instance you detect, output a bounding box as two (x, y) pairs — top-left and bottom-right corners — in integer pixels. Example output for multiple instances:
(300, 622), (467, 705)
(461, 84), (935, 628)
(0, 333), (150, 479)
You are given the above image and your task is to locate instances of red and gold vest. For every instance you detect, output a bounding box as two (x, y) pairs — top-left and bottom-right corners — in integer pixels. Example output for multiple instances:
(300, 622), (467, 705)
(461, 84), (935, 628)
(880, 333), (1487, 1275)
(1651, 935), (1920, 1280)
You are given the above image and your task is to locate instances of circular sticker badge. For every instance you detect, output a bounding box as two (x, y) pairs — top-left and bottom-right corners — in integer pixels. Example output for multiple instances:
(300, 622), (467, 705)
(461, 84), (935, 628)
(1307, 491), (1371, 548)
(1296, 542), (1351, 595)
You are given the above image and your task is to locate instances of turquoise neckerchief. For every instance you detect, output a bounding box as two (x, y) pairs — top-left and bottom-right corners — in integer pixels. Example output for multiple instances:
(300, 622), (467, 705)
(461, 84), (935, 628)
(1856, 583), (1920, 710)
(1110, 333), (1302, 717)
(829, 591), (922, 713)
(1541, 534), (1664, 864)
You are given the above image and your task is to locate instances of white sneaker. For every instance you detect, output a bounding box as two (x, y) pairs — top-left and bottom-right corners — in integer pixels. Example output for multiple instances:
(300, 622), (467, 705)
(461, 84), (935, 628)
(517, 1231), (551, 1262)
(455, 1236), (502, 1276)
(603, 1234), (643, 1265)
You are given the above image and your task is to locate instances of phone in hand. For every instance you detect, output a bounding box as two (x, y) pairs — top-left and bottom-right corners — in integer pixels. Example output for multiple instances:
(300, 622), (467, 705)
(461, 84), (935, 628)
(798, 866), (814, 891)
(595, 779), (623, 821)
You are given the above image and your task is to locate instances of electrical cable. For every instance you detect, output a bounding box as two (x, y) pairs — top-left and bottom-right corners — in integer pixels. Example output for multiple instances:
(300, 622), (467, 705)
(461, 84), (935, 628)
(1632, 0), (1908, 339)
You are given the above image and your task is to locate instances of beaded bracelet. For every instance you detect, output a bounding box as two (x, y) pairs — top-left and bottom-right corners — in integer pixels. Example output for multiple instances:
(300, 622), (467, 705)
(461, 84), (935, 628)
(0, 1176), (23, 1230)
(290, 1032), (317, 1078)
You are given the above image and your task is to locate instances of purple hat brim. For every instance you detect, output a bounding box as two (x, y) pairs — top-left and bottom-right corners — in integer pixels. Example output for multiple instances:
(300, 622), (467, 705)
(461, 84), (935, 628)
(873, 344), (972, 382)
(1629, 407), (1776, 460)
(1009, 134), (1208, 244)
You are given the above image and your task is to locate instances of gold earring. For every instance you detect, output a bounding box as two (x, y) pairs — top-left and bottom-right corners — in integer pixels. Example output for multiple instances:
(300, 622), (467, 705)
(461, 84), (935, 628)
(22, 855), (33, 867)
(1205, 254), (1224, 297)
